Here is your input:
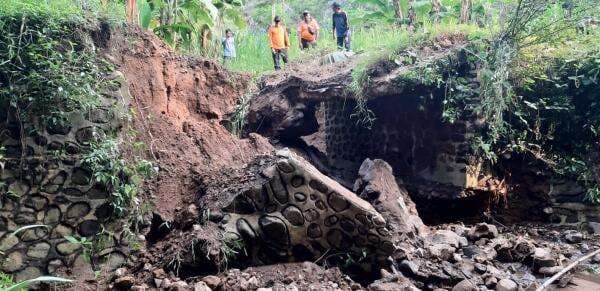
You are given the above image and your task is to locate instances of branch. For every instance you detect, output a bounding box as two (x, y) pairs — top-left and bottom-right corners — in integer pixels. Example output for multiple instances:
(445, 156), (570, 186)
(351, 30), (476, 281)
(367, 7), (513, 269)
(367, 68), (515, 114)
(536, 248), (600, 291)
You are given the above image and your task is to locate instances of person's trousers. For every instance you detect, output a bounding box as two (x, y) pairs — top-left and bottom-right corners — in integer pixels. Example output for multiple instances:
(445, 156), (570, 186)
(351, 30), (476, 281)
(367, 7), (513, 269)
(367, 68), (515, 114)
(336, 36), (351, 51)
(272, 48), (289, 70)
(301, 39), (317, 50)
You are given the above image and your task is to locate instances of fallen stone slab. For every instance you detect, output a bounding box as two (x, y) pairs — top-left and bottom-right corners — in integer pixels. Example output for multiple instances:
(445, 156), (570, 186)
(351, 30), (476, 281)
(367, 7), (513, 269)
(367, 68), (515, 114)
(220, 149), (395, 265)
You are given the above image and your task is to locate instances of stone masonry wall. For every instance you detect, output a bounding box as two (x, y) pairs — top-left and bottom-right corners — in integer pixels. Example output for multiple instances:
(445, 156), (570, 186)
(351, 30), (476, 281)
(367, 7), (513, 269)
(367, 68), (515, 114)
(0, 71), (131, 281)
(324, 94), (482, 200)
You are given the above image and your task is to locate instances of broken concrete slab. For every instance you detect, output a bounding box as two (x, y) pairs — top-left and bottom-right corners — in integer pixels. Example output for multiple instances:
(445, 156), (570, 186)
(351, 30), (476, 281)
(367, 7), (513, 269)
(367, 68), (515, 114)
(220, 149), (395, 265)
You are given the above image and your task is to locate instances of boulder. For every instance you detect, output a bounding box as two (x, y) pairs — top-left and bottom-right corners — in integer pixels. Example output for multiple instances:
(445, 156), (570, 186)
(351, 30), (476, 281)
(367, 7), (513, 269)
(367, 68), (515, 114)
(532, 248), (558, 268)
(564, 231), (583, 244)
(496, 278), (518, 291)
(452, 279), (477, 291)
(354, 158), (427, 236)
(467, 223), (498, 241)
(201, 275), (221, 289)
(194, 282), (212, 291)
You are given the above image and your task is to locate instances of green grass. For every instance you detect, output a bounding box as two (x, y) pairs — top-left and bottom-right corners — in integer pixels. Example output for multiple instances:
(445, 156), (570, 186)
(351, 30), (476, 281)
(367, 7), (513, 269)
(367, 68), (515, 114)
(225, 22), (488, 77)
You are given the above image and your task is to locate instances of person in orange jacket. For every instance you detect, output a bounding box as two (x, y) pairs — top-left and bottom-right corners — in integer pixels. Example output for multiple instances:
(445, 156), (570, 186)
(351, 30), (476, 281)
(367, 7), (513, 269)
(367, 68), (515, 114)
(297, 11), (320, 50)
(268, 16), (290, 70)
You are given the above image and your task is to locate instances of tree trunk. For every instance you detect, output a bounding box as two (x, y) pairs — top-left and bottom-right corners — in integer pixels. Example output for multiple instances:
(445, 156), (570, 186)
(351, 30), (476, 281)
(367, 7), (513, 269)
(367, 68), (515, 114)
(126, 0), (138, 23)
(460, 0), (471, 24)
(407, 0), (417, 30)
(431, 0), (442, 24)
(392, 0), (404, 25)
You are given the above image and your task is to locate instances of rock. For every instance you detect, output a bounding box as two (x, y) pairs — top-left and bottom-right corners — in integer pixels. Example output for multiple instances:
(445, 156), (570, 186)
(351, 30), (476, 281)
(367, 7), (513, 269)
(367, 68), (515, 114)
(354, 158), (426, 236)
(26, 242), (51, 259)
(15, 266), (41, 282)
(496, 278), (518, 291)
(452, 279), (477, 291)
(592, 254), (600, 264)
(399, 260), (419, 275)
(429, 230), (467, 248)
(153, 268), (167, 279)
(169, 281), (189, 291)
(2, 251), (25, 272)
(114, 275), (135, 290)
(194, 282), (212, 291)
(589, 222), (600, 234)
(564, 232), (583, 243)
(538, 266), (563, 275)
(484, 276), (497, 288)
(257, 288), (273, 291)
(467, 223), (498, 241)
(201, 275), (221, 289)
(532, 248), (558, 268)
(56, 241), (81, 255)
(428, 243), (456, 261)
(0, 235), (19, 251)
(131, 284), (150, 291)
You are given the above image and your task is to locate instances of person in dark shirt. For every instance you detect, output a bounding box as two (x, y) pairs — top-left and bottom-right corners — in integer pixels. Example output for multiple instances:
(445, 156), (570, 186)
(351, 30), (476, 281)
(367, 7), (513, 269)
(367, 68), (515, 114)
(332, 2), (350, 51)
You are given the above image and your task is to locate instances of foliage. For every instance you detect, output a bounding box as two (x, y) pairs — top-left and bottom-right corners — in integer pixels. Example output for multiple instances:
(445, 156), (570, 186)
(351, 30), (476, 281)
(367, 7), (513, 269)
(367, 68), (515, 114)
(65, 235), (94, 261)
(1, 276), (72, 291)
(82, 138), (157, 218)
(0, 0), (113, 125)
(219, 234), (245, 270)
(137, 0), (245, 56)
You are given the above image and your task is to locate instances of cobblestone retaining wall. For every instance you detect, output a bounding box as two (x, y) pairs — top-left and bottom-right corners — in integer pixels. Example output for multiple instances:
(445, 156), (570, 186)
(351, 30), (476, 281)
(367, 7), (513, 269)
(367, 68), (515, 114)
(0, 71), (131, 281)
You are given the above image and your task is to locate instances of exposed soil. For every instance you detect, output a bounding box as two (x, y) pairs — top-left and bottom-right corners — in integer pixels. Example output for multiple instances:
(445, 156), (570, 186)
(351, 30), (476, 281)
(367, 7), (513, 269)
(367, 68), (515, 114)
(99, 25), (273, 221)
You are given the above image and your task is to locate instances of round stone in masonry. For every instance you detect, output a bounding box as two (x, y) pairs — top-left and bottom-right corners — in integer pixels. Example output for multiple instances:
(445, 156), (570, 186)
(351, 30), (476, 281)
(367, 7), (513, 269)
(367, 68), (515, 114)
(376, 227), (391, 237)
(282, 205), (305, 226)
(294, 192), (307, 203)
(258, 215), (290, 247)
(2, 251), (25, 272)
(326, 229), (351, 249)
(324, 215), (339, 227)
(15, 266), (41, 282)
(56, 240), (82, 255)
(276, 160), (295, 173)
(236, 218), (257, 243)
(340, 217), (356, 233)
(290, 176), (305, 188)
(327, 192), (349, 213)
(307, 223), (323, 239)
(26, 195), (49, 211)
(71, 167), (93, 186)
(27, 242), (51, 259)
(315, 200), (327, 211)
(67, 202), (92, 219)
(78, 220), (101, 237)
(304, 209), (320, 222)
(309, 180), (329, 193)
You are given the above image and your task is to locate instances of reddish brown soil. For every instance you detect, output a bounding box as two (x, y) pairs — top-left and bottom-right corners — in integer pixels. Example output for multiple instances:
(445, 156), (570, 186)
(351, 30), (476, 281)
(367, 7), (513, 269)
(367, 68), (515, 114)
(101, 26), (273, 220)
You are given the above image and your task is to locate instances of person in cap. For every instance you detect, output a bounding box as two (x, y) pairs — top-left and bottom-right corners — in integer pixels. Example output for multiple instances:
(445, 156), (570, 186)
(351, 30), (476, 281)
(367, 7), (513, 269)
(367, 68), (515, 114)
(268, 16), (290, 70)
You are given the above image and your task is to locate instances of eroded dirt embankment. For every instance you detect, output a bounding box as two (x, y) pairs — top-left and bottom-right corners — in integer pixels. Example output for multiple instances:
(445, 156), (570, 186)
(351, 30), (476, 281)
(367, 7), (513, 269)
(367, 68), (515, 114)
(98, 25), (274, 222)
(77, 25), (600, 291)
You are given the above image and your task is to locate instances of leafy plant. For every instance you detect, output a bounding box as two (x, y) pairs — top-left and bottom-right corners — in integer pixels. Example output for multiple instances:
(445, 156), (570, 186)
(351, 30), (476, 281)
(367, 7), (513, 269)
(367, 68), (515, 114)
(82, 138), (157, 218)
(0, 274), (72, 291)
(65, 235), (94, 263)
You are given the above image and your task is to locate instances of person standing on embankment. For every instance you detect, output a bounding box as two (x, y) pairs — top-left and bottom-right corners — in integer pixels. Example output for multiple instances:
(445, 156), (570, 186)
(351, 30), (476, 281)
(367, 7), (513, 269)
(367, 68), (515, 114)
(268, 16), (290, 70)
(332, 2), (351, 51)
(298, 11), (320, 50)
